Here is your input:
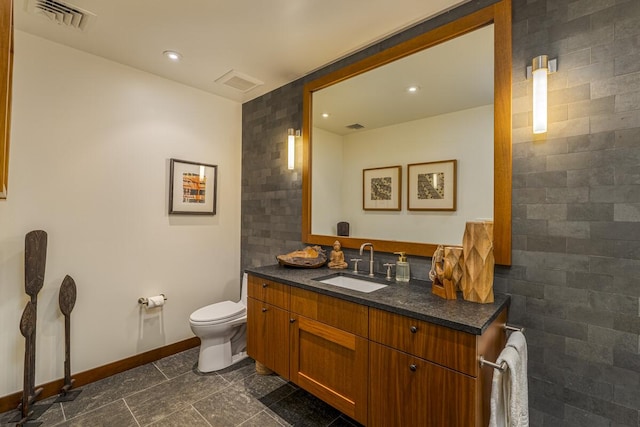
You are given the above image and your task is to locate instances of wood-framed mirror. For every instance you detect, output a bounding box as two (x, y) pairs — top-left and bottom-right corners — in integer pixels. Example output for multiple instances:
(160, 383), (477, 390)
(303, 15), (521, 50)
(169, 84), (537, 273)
(302, 0), (512, 265)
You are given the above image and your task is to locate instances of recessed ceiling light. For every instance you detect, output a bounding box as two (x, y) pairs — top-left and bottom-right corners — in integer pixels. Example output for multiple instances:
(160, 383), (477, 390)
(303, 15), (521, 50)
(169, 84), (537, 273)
(407, 86), (420, 93)
(163, 50), (182, 62)
(322, 113), (330, 118)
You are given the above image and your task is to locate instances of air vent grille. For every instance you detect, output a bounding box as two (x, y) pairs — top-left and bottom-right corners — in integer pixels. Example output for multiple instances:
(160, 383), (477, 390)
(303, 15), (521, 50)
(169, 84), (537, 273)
(346, 123), (365, 130)
(26, 0), (96, 31)
(215, 70), (263, 93)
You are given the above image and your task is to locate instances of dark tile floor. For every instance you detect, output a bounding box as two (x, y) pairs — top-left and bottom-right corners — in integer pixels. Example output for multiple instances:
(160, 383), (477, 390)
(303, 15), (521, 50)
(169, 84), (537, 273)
(0, 347), (362, 427)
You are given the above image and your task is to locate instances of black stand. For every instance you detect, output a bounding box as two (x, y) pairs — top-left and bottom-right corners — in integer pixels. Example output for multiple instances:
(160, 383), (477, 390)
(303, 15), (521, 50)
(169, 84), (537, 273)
(55, 275), (81, 402)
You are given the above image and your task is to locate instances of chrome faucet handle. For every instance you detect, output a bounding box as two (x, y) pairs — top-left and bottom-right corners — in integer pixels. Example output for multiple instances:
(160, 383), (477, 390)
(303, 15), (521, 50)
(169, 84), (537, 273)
(383, 263), (394, 281)
(350, 258), (362, 274)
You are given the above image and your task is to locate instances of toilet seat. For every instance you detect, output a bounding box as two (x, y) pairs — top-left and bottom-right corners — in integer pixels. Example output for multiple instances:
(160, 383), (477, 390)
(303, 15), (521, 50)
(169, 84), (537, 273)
(190, 301), (246, 325)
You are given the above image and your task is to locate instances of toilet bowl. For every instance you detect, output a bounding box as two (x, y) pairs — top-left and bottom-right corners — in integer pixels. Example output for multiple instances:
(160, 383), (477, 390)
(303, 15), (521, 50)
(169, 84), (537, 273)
(189, 274), (248, 372)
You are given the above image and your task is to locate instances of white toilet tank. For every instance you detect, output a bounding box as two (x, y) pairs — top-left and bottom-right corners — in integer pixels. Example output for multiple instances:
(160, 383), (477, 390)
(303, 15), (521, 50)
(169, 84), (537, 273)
(240, 272), (248, 306)
(189, 273), (249, 372)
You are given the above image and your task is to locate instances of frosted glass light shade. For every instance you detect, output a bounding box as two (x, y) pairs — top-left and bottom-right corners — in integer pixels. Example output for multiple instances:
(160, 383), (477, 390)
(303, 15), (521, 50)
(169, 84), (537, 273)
(532, 55), (548, 134)
(287, 129), (295, 170)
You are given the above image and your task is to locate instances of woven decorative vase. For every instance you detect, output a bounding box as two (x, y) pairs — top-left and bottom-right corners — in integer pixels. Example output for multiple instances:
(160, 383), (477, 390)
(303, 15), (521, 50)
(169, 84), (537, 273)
(462, 221), (494, 303)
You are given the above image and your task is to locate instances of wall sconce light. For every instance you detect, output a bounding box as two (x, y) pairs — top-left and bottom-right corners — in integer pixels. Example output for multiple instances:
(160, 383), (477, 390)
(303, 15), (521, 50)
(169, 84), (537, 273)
(527, 55), (557, 134)
(287, 128), (300, 170)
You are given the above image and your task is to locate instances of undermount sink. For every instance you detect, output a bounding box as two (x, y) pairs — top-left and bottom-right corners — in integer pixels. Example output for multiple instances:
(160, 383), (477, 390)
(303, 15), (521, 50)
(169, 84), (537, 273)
(314, 273), (388, 293)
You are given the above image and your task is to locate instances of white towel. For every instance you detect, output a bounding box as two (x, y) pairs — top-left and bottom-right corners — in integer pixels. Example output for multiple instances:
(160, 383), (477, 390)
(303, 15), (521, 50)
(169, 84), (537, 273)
(489, 331), (529, 427)
(506, 331), (529, 427)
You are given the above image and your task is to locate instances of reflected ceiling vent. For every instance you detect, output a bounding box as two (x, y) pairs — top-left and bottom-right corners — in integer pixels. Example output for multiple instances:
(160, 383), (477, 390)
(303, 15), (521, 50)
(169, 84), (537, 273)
(25, 0), (96, 31)
(215, 70), (263, 93)
(346, 123), (365, 130)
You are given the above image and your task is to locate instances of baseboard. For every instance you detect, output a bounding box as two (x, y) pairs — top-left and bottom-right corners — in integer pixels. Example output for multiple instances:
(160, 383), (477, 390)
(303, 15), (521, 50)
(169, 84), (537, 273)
(0, 336), (200, 414)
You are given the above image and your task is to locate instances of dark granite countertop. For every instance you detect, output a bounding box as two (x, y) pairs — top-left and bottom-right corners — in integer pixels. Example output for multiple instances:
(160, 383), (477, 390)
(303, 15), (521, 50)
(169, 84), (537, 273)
(245, 264), (510, 335)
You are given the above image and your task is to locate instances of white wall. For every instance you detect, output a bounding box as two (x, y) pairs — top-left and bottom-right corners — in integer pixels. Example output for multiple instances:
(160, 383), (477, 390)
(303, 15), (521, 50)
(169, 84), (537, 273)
(312, 104), (493, 246)
(0, 32), (242, 397)
(311, 127), (344, 235)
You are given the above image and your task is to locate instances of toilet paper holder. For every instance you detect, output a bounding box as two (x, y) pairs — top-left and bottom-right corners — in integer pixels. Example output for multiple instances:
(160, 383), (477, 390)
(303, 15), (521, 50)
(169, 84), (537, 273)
(138, 294), (167, 306)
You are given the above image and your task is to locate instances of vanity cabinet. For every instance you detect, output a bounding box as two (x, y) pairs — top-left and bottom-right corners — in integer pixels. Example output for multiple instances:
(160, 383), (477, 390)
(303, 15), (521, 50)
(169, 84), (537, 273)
(246, 276), (290, 379)
(246, 272), (507, 427)
(369, 307), (507, 427)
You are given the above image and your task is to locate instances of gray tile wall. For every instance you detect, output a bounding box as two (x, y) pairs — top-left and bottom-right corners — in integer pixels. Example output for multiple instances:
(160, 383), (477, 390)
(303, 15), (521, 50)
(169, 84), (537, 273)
(508, 0), (640, 425)
(242, 0), (640, 425)
(242, 84), (304, 268)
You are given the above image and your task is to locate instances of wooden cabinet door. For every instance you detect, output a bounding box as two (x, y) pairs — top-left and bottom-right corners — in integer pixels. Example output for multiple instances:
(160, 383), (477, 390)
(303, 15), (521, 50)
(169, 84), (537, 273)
(369, 342), (476, 427)
(247, 297), (290, 380)
(290, 314), (368, 425)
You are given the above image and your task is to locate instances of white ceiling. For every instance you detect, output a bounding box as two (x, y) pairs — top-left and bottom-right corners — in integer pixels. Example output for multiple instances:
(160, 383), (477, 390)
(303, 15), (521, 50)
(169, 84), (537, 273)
(313, 25), (494, 135)
(14, 0), (469, 103)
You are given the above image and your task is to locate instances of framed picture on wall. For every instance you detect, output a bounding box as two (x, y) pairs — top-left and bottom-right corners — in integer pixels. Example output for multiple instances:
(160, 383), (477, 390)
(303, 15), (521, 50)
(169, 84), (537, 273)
(362, 166), (401, 211)
(407, 159), (457, 211)
(169, 158), (217, 215)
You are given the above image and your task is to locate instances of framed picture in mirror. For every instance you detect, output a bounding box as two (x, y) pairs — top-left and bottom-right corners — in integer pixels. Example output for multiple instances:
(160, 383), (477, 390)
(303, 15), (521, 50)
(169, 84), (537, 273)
(362, 165), (401, 211)
(408, 160), (456, 211)
(169, 158), (217, 215)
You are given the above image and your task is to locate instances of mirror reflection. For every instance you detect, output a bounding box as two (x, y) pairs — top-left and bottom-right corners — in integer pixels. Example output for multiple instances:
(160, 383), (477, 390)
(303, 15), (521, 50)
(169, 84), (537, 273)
(311, 25), (494, 246)
(302, 0), (512, 265)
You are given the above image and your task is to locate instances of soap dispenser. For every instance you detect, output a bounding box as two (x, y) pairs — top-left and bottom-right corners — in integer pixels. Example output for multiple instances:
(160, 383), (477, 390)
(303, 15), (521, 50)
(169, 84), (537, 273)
(394, 252), (410, 283)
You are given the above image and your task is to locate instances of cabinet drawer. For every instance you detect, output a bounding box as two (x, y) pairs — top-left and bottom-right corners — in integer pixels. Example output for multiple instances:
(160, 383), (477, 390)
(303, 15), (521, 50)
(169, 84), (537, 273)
(247, 275), (290, 309)
(290, 287), (368, 337)
(369, 308), (477, 376)
(369, 342), (476, 427)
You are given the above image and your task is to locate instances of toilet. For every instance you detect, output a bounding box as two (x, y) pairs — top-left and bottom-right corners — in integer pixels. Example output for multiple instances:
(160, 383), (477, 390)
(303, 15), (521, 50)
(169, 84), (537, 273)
(189, 274), (248, 372)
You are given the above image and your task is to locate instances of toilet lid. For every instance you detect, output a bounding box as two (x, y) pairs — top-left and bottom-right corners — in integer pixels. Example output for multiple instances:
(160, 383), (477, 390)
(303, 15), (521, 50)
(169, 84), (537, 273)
(190, 301), (246, 323)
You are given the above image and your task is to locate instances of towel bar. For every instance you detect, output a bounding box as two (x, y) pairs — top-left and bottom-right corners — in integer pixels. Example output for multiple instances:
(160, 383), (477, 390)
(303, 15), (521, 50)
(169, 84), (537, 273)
(479, 323), (525, 371)
(479, 355), (507, 371)
(505, 324), (524, 333)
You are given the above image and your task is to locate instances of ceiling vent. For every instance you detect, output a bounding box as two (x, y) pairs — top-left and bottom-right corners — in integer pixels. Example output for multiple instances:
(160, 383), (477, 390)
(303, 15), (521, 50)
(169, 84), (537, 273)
(25, 0), (96, 31)
(215, 70), (263, 93)
(346, 123), (365, 130)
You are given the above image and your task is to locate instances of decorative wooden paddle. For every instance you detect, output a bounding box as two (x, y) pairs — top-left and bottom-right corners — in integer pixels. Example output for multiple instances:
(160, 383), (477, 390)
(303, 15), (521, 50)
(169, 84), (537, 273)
(24, 230), (47, 404)
(24, 230), (47, 298)
(17, 302), (42, 426)
(56, 275), (81, 401)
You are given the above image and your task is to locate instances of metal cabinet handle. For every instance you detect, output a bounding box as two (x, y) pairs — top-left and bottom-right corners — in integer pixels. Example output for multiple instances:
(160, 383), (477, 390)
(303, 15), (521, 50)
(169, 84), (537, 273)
(410, 326), (418, 333)
(290, 318), (296, 323)
(409, 364), (417, 372)
(262, 283), (268, 288)
(261, 307), (268, 312)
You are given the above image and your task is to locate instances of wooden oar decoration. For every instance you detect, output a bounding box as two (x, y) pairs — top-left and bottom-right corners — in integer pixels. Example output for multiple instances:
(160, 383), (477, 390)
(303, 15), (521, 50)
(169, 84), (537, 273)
(23, 230), (47, 404)
(16, 302), (43, 426)
(56, 275), (81, 401)
(24, 230), (47, 299)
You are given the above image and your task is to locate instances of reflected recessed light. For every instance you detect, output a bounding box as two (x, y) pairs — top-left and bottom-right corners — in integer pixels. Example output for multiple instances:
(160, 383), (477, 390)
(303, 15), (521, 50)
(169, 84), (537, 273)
(322, 113), (330, 118)
(407, 86), (420, 93)
(163, 50), (182, 61)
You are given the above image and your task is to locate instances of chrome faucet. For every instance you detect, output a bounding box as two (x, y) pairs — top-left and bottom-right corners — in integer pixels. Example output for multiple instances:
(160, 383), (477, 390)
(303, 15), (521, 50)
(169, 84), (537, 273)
(359, 242), (375, 277)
